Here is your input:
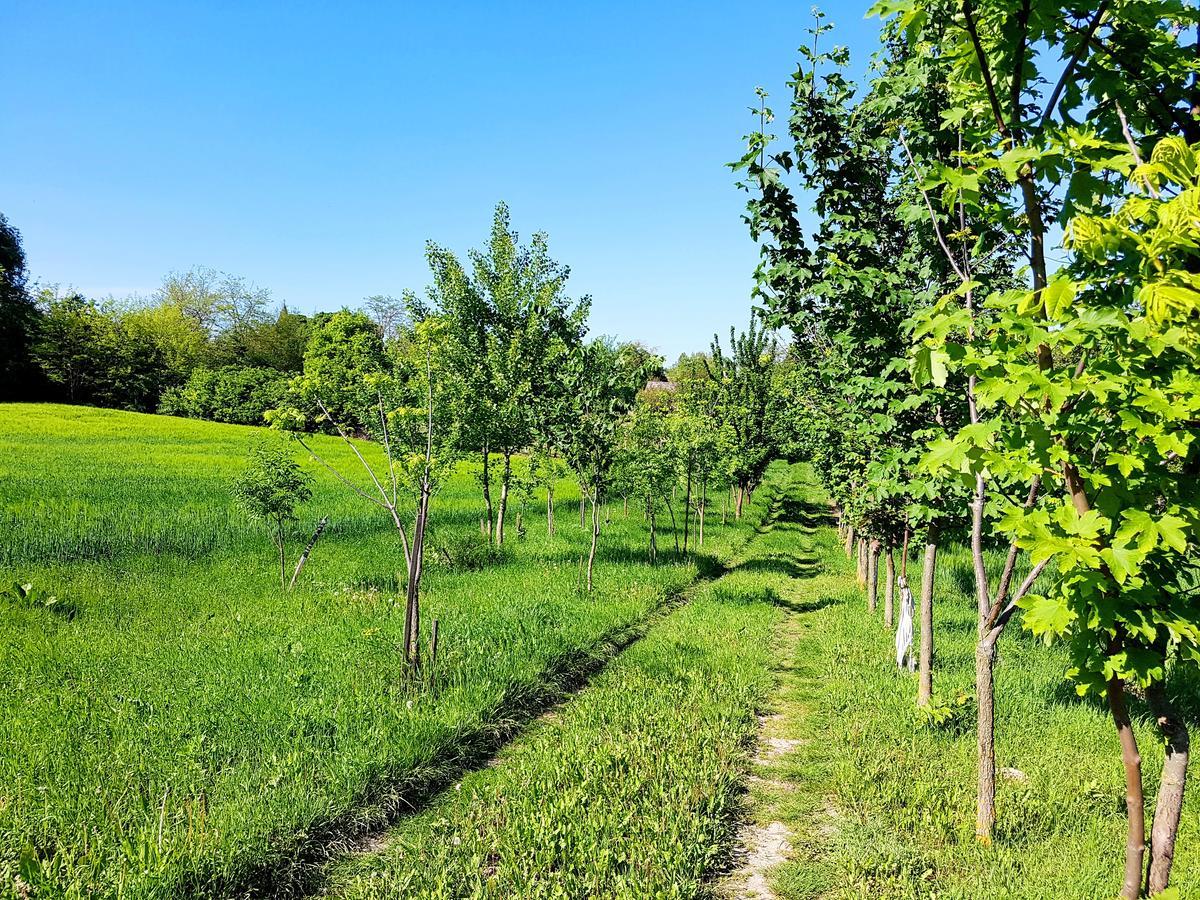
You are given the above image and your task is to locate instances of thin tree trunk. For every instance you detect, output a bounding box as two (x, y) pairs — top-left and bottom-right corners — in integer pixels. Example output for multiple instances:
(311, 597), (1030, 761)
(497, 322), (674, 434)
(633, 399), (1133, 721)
(665, 496), (680, 554)
(867, 540), (879, 613)
(976, 630), (999, 840)
(648, 494), (657, 564)
(683, 458), (693, 555)
(856, 539), (867, 587)
(495, 452), (511, 546)
(901, 525), (910, 580)
(547, 481), (555, 536)
(884, 547), (895, 628)
(579, 490), (585, 528)
(918, 530), (937, 706)
(844, 523), (855, 558)
(289, 515), (329, 589)
(275, 521), (286, 589)
(698, 481), (706, 547)
(481, 447), (493, 543)
(586, 489), (599, 592)
(1108, 666), (1146, 900)
(1147, 679), (1189, 895)
(722, 487), (728, 525)
(735, 483), (744, 519)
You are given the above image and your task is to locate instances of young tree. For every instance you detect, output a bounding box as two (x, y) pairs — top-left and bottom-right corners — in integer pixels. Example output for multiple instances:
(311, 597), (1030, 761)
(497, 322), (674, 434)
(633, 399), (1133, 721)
(231, 443), (313, 588)
(427, 202), (589, 545)
(555, 339), (652, 589)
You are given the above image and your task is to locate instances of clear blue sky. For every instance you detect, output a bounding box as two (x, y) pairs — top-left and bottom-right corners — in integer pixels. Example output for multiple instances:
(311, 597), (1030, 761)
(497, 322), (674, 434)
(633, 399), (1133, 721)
(3, 1), (880, 362)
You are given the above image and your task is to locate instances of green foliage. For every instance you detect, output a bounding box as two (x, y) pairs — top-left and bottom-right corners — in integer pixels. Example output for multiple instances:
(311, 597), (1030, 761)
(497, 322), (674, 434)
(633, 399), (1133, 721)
(159, 365), (289, 425)
(0, 212), (43, 401)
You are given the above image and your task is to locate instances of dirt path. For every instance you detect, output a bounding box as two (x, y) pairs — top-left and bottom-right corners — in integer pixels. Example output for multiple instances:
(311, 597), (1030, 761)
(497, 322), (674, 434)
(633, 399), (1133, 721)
(718, 616), (808, 900)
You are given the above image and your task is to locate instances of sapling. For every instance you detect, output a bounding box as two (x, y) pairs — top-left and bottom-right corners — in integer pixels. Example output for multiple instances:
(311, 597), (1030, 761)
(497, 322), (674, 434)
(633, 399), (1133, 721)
(232, 443), (313, 588)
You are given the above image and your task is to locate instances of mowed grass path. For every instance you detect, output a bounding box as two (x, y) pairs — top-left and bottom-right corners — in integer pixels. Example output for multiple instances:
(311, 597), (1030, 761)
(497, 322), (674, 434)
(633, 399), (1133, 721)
(0, 404), (761, 900)
(319, 465), (818, 899)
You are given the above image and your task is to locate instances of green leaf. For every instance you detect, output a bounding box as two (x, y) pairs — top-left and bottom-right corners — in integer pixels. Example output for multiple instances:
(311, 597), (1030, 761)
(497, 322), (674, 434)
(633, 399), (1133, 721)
(1019, 594), (1073, 639)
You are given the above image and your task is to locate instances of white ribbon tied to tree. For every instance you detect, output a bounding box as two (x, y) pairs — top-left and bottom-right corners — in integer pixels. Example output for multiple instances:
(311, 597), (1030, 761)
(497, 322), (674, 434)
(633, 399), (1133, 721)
(895, 575), (915, 671)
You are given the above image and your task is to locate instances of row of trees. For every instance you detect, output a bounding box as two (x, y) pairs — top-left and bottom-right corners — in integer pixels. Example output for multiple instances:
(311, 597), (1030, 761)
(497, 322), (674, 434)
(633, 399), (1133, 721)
(735, 3), (1197, 896)
(238, 203), (799, 670)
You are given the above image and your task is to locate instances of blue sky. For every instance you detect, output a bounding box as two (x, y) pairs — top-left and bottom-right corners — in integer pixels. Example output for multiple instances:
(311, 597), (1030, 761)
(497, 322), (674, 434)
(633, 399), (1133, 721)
(3, 1), (881, 362)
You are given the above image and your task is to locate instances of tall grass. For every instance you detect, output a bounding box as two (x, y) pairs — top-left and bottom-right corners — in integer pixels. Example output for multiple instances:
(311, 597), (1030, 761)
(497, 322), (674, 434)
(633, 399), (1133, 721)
(0, 404), (758, 899)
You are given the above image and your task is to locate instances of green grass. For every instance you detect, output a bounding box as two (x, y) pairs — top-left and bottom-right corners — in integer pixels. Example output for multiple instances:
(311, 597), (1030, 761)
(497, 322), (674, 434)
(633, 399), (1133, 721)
(0, 404), (758, 900)
(765, 476), (1200, 899)
(320, 465), (808, 899)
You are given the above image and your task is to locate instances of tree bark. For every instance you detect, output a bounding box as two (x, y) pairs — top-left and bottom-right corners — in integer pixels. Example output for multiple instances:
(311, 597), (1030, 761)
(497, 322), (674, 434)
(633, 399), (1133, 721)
(884, 547), (895, 628)
(648, 494), (657, 564)
(665, 495), (680, 554)
(275, 520), (287, 589)
(856, 539), (867, 587)
(1146, 679), (1189, 895)
(480, 447), (493, 543)
(586, 488), (599, 592)
(289, 516), (329, 589)
(579, 490), (585, 528)
(844, 523), (855, 558)
(867, 540), (879, 613)
(1107, 669), (1146, 900)
(976, 630), (999, 841)
(495, 452), (511, 546)
(698, 481), (706, 548)
(682, 457), (693, 555)
(735, 483), (745, 519)
(918, 530), (937, 706)
(546, 481), (555, 536)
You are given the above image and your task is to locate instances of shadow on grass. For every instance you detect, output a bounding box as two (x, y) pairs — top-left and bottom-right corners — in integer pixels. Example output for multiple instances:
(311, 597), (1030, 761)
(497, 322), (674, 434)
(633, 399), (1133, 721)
(764, 587), (840, 615)
(730, 554), (823, 580)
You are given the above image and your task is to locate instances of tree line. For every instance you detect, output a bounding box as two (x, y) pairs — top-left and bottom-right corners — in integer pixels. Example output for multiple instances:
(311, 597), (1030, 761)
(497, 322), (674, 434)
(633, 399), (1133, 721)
(733, 2), (1198, 896)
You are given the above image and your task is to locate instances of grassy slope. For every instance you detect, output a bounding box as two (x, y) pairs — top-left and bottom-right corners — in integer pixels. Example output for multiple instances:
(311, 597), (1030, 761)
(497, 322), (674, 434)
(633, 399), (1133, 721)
(764, 472), (1199, 899)
(0, 404), (752, 900)
(320, 464), (810, 899)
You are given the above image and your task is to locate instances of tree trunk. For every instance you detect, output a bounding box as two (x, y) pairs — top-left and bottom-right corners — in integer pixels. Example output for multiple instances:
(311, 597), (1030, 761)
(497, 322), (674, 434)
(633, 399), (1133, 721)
(404, 483), (431, 669)
(844, 524), (855, 558)
(275, 522), (287, 589)
(495, 452), (511, 546)
(722, 487), (728, 525)
(289, 515), (329, 589)
(481, 447), (493, 543)
(976, 630), (999, 841)
(683, 458), (693, 555)
(884, 547), (895, 628)
(547, 481), (555, 537)
(735, 483), (744, 519)
(867, 540), (879, 613)
(1107, 669), (1146, 900)
(698, 481), (706, 548)
(1146, 679), (1189, 895)
(586, 489), (599, 592)
(648, 494), (657, 564)
(901, 525), (910, 580)
(665, 495), (680, 554)
(856, 539), (867, 587)
(579, 490), (585, 528)
(918, 532), (937, 706)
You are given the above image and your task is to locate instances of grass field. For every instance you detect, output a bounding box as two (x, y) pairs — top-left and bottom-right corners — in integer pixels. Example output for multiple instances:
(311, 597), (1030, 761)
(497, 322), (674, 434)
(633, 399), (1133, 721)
(5, 403), (1198, 900)
(319, 468), (809, 899)
(0, 404), (761, 900)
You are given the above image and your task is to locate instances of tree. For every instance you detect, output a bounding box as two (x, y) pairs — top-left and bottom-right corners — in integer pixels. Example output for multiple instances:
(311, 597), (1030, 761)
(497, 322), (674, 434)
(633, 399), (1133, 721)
(875, 0), (1199, 888)
(0, 212), (44, 400)
(555, 339), (652, 590)
(427, 202), (589, 545)
(707, 319), (781, 518)
(231, 443), (313, 588)
(301, 309), (388, 431)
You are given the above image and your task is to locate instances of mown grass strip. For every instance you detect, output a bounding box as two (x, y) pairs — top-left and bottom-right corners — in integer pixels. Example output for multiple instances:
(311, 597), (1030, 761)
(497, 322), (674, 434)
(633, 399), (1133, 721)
(318, 468), (805, 899)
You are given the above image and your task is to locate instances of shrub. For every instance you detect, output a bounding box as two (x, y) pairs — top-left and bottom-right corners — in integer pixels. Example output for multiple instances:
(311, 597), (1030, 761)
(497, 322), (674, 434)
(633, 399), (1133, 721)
(160, 365), (289, 426)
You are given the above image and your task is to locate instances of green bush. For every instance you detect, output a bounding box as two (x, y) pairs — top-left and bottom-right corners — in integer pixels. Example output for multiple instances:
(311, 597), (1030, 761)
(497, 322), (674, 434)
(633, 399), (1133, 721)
(160, 365), (289, 426)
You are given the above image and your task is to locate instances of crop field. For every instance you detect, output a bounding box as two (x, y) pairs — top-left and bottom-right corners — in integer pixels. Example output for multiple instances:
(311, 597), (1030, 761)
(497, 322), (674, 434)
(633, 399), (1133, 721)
(0, 403), (767, 899)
